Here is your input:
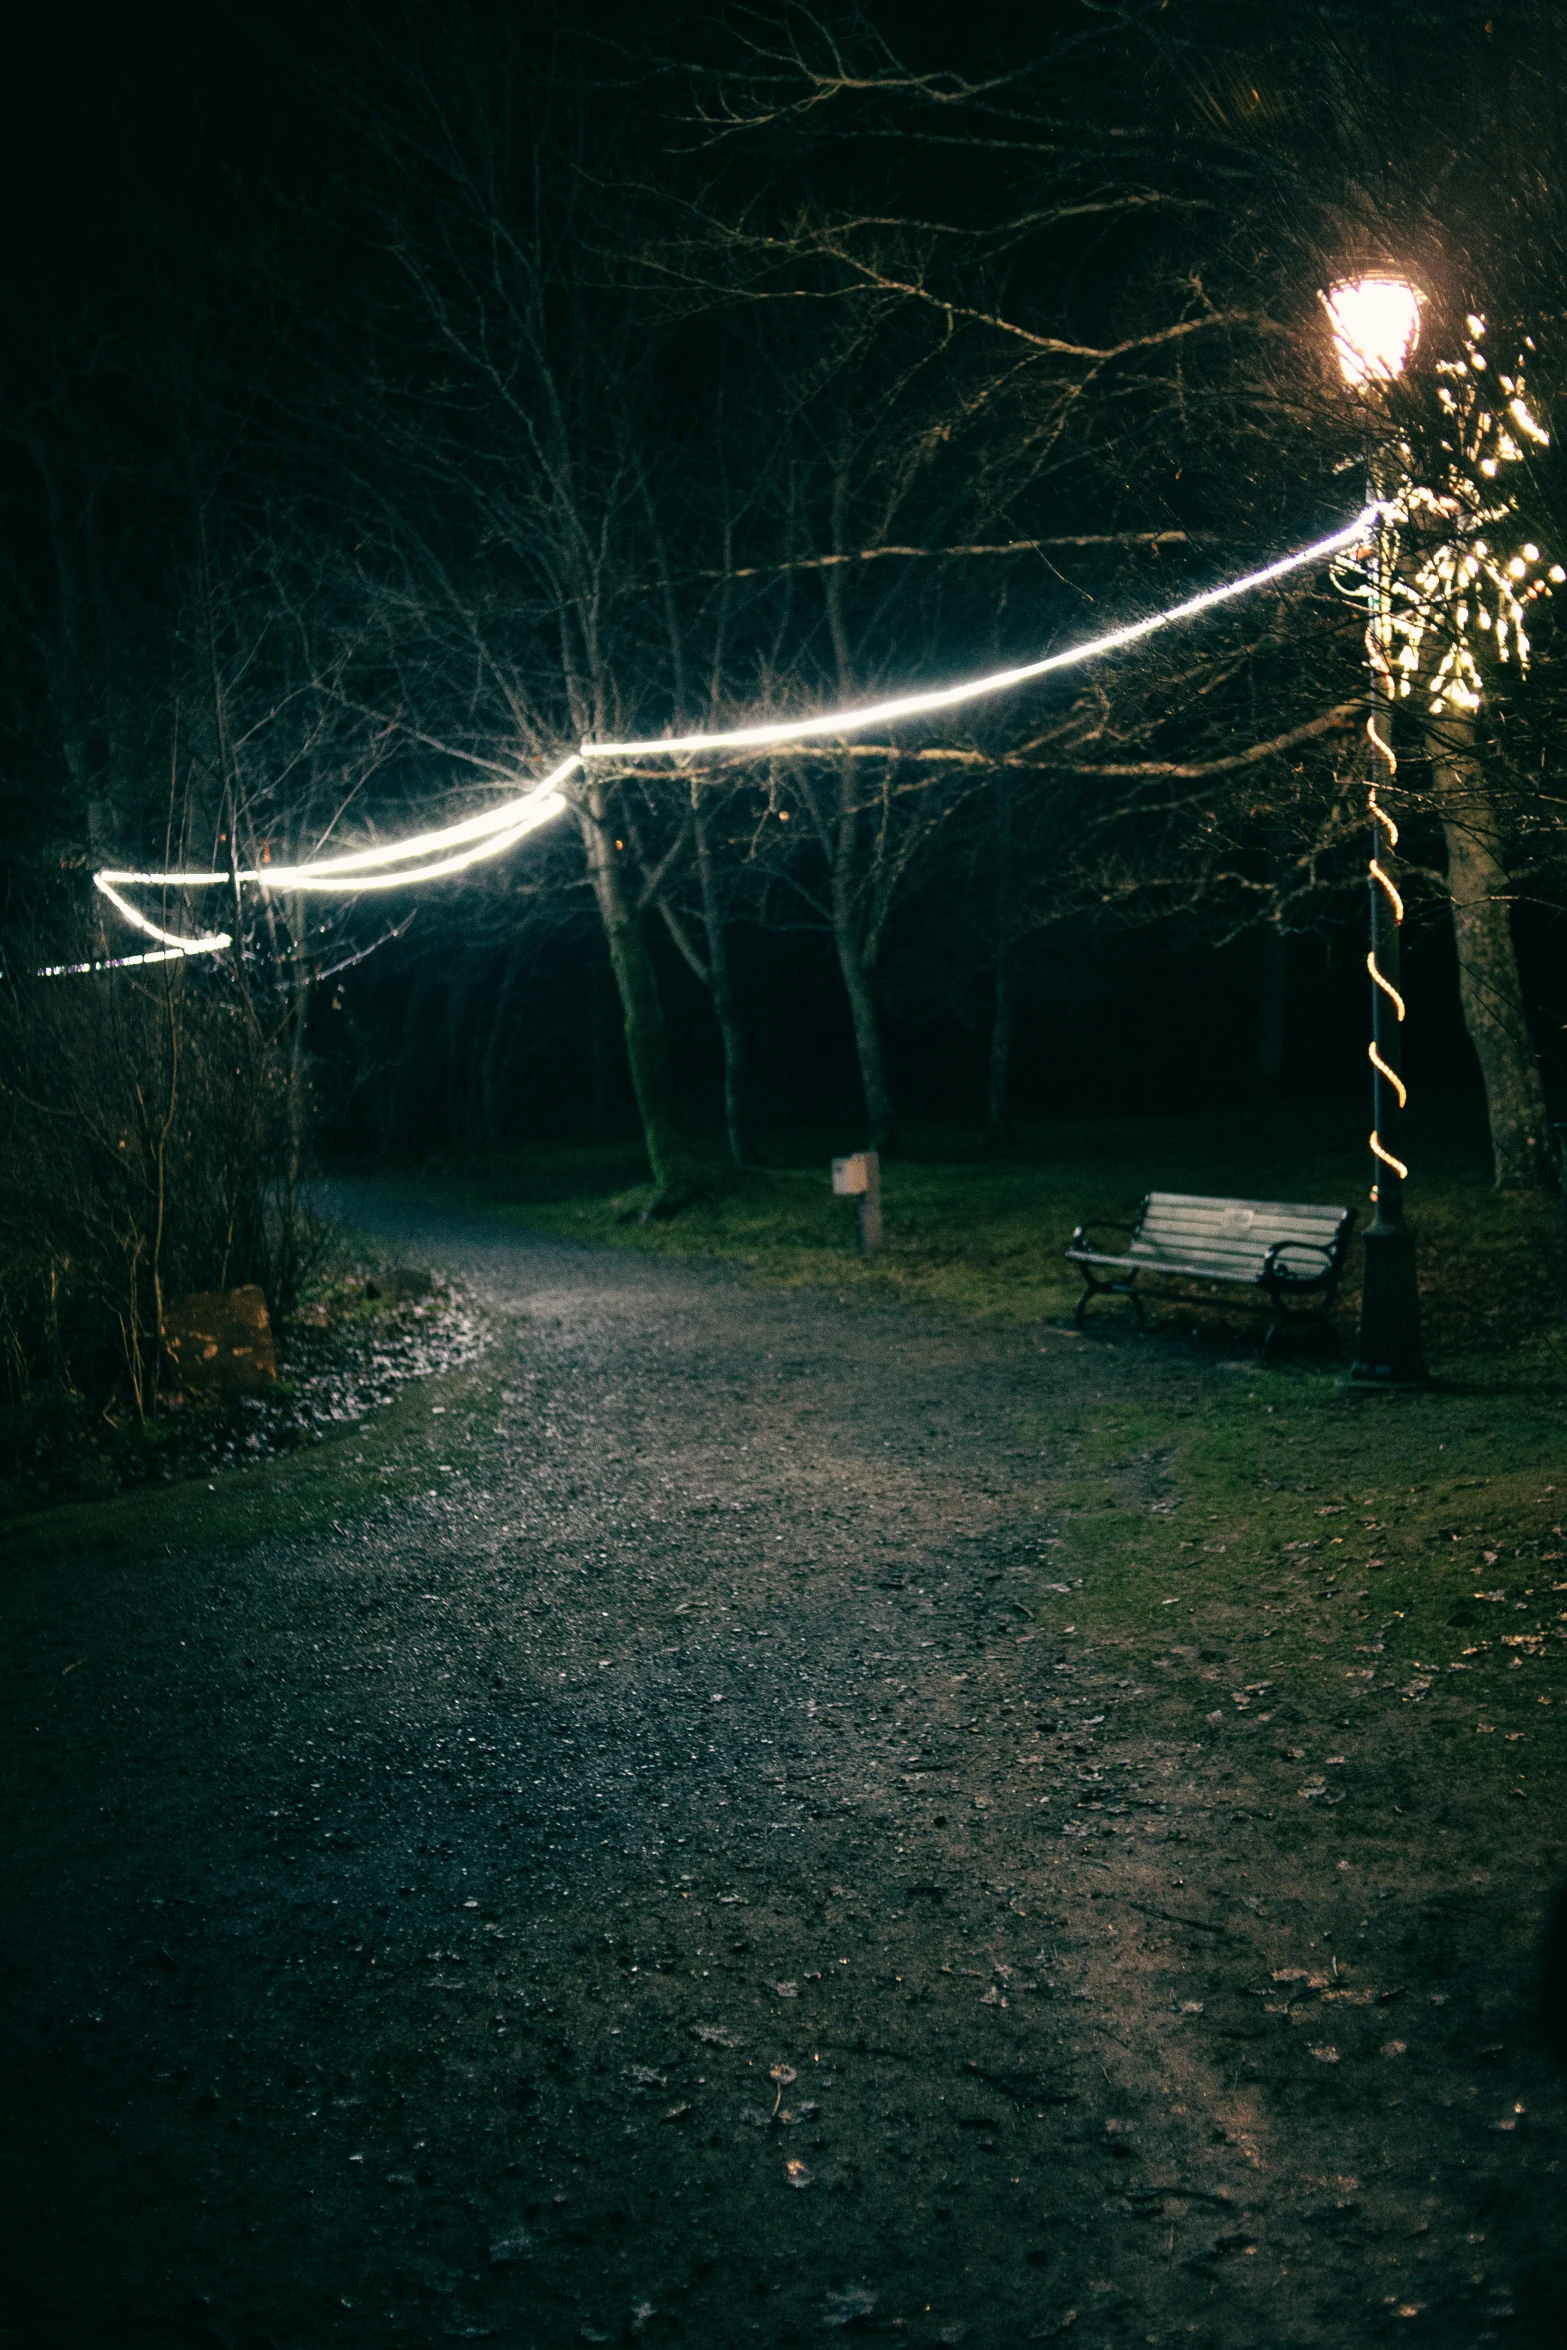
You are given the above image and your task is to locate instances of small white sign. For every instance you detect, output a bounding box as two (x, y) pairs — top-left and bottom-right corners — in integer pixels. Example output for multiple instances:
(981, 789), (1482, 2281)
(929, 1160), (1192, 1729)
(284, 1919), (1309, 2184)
(832, 1154), (870, 1196)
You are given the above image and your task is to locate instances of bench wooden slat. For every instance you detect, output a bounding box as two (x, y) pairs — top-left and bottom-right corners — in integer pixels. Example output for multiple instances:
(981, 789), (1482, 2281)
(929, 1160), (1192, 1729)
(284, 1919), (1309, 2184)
(1145, 1191), (1348, 1221)
(1138, 1222), (1340, 1249)
(1129, 1259), (1268, 1282)
(1125, 1232), (1337, 1252)
(1141, 1243), (1329, 1259)
(1142, 1203), (1342, 1224)
(1142, 1204), (1342, 1224)
(1131, 1245), (1273, 1268)
(1136, 1229), (1336, 1253)
(1076, 1245), (1332, 1277)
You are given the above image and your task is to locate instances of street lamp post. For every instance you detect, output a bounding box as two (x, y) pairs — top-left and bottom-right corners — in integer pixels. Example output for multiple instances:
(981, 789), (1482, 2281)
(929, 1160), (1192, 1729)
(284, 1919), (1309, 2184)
(1323, 277), (1430, 1386)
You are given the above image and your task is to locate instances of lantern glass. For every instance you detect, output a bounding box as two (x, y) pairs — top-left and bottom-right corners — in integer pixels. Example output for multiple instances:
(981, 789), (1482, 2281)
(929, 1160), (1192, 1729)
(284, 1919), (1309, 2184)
(1323, 277), (1423, 389)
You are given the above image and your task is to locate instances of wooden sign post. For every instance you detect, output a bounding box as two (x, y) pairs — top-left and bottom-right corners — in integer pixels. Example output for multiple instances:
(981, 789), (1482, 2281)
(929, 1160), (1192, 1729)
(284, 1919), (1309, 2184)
(831, 1150), (883, 1254)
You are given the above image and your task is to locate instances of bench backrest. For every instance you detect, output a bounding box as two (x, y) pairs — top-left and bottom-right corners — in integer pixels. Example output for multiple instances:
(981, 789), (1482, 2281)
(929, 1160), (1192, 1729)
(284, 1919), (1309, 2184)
(1131, 1191), (1352, 1280)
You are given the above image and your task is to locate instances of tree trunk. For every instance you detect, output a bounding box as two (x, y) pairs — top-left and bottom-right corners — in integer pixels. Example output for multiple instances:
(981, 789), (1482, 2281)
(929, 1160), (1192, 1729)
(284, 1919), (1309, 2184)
(279, 908), (311, 1312)
(830, 763), (897, 1154)
(1429, 716), (1553, 1191)
(820, 556), (898, 1153)
(690, 785), (756, 1165)
(588, 930), (616, 1139)
(710, 944), (756, 1168)
(835, 925), (897, 1153)
(986, 948), (1014, 1149)
(577, 781), (700, 1198)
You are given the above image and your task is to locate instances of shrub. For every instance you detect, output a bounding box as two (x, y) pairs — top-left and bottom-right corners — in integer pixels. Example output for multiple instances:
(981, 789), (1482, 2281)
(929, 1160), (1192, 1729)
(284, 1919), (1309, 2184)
(0, 959), (312, 1442)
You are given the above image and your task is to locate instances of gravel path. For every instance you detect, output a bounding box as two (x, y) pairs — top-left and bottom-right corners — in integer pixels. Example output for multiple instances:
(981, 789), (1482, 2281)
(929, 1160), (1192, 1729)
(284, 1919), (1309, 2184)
(2, 1193), (1559, 2348)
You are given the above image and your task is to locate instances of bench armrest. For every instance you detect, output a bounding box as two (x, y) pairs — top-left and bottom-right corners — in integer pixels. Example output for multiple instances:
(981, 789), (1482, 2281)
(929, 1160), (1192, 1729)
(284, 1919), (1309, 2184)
(1260, 1239), (1335, 1287)
(1068, 1219), (1137, 1250)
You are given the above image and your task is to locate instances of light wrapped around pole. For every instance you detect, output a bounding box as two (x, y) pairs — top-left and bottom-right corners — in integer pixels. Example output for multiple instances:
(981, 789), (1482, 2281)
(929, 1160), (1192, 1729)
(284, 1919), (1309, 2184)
(1350, 488), (1428, 1386)
(1323, 276), (1429, 1383)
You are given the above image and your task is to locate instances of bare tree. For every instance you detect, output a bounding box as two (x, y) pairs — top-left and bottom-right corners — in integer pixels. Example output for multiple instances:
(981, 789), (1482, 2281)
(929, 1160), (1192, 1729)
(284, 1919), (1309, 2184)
(658, 1), (1567, 1182)
(304, 23), (814, 1200)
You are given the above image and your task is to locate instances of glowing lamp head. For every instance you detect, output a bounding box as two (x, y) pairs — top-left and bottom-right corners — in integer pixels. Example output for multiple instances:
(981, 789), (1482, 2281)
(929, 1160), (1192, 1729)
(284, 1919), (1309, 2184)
(1323, 276), (1423, 390)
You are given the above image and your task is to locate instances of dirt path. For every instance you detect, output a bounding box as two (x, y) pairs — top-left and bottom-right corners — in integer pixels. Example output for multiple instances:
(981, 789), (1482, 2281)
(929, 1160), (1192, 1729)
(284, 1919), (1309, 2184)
(2, 1194), (1560, 2348)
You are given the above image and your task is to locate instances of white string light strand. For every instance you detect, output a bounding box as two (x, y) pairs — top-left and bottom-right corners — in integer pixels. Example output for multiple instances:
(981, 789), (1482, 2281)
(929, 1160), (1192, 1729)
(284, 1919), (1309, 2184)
(90, 876), (233, 962)
(50, 514), (1377, 973)
(94, 760), (580, 898)
(582, 509), (1379, 757)
(36, 943), (230, 979)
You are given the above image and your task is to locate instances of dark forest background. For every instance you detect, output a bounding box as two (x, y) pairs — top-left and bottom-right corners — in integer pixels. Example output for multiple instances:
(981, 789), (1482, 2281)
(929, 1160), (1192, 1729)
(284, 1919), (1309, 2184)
(5, 0), (1567, 1426)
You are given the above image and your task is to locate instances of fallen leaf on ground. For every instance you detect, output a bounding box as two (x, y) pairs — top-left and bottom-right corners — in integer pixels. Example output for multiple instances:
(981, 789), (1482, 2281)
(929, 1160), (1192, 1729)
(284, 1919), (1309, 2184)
(822, 2287), (877, 2326)
(785, 2159), (813, 2189)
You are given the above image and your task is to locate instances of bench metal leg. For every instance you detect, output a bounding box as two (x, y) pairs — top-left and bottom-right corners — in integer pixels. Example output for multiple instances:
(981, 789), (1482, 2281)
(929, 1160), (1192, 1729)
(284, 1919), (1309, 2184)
(1074, 1270), (1147, 1330)
(1262, 1301), (1340, 1365)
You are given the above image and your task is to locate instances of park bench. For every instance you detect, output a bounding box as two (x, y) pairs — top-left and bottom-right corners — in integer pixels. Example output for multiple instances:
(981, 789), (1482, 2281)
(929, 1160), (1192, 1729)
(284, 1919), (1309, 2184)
(1065, 1191), (1357, 1361)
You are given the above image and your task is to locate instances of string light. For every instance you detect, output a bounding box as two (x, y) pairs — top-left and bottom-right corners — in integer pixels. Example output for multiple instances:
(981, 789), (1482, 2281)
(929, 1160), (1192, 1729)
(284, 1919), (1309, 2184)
(1368, 1039), (1407, 1110)
(582, 512), (1378, 758)
(1367, 855), (1404, 926)
(1329, 313), (1556, 1207)
(1366, 698), (1407, 1186)
(1369, 1131), (1409, 1182)
(57, 765), (577, 970)
(95, 761), (579, 897)
(1332, 318), (1558, 715)
(94, 876), (231, 961)
(35, 944), (227, 979)
(1366, 790), (1409, 1128)
(1365, 946), (1406, 1025)
(50, 515), (1377, 972)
